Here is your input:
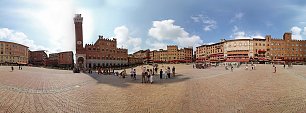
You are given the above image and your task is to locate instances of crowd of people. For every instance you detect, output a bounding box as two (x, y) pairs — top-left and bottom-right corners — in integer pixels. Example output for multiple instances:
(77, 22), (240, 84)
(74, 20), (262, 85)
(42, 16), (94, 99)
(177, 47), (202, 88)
(193, 63), (211, 69)
(137, 65), (176, 84)
(100, 64), (177, 84)
(85, 64), (177, 84)
(82, 62), (298, 83)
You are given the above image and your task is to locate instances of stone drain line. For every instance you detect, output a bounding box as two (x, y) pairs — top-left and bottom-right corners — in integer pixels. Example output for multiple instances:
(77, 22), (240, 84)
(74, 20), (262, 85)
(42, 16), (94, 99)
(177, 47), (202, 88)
(0, 79), (95, 94)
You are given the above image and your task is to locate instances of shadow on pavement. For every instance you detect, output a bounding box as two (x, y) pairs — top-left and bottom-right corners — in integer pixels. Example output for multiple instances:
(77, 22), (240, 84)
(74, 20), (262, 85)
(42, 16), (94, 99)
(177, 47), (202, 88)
(85, 73), (190, 88)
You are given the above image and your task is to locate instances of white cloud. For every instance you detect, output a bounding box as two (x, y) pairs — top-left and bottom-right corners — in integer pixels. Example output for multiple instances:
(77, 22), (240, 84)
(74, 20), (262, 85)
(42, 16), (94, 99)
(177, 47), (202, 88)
(231, 26), (264, 39)
(177, 35), (202, 48)
(233, 25), (239, 32)
(235, 12), (244, 19)
(232, 31), (251, 39)
(230, 12), (244, 23)
(11, 0), (87, 53)
(148, 20), (189, 41)
(190, 16), (201, 23)
(303, 27), (306, 36)
(0, 28), (13, 38)
(0, 28), (49, 52)
(146, 40), (167, 50)
(114, 26), (142, 53)
(232, 31), (265, 39)
(252, 35), (265, 39)
(203, 42), (215, 45)
(148, 19), (203, 49)
(291, 26), (302, 40)
(191, 14), (217, 31)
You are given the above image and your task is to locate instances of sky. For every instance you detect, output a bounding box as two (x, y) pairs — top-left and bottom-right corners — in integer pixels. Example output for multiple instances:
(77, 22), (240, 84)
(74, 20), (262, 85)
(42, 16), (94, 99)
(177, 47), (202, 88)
(0, 0), (306, 54)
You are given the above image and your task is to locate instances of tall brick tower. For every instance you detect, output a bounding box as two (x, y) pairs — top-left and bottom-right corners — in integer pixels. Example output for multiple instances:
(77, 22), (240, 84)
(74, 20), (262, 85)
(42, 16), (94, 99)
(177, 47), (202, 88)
(74, 14), (86, 69)
(74, 14), (84, 54)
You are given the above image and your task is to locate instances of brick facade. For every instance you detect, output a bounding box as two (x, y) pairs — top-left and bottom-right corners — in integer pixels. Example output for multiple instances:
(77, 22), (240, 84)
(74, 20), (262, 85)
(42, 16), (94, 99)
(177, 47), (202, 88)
(0, 41), (29, 65)
(45, 53), (59, 67)
(132, 49), (150, 63)
(266, 32), (306, 63)
(134, 45), (193, 63)
(224, 39), (252, 62)
(196, 32), (306, 64)
(196, 40), (225, 63)
(84, 36), (128, 68)
(128, 55), (143, 66)
(45, 51), (74, 68)
(74, 14), (128, 69)
(29, 50), (47, 66)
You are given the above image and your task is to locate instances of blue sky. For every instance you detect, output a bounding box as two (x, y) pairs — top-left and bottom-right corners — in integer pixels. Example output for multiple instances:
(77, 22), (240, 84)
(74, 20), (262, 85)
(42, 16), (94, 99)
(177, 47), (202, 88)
(0, 0), (306, 54)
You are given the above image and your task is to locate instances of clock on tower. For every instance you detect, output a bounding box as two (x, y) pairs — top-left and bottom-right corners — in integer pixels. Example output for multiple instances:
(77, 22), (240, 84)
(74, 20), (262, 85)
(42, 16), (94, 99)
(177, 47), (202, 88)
(77, 41), (82, 45)
(74, 14), (84, 54)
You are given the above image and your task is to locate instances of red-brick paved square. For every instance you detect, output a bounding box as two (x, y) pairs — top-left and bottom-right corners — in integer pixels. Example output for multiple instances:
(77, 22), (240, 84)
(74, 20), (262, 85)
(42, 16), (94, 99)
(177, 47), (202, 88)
(0, 64), (305, 113)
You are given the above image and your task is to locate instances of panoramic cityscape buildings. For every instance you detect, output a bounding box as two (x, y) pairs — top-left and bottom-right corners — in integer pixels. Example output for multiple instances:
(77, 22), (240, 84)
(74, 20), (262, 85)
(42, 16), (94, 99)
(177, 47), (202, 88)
(196, 32), (306, 64)
(1, 14), (306, 68)
(131, 45), (193, 64)
(1, 1), (306, 112)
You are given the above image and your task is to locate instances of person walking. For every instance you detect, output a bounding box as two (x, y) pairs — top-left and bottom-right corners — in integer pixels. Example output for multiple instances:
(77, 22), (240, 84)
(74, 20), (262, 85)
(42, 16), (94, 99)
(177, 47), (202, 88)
(146, 69), (150, 83)
(121, 69), (127, 78)
(141, 67), (146, 83)
(88, 68), (91, 74)
(172, 66), (176, 77)
(160, 69), (163, 79)
(133, 69), (136, 80)
(155, 67), (158, 75)
(100, 67), (103, 74)
(130, 68), (134, 79)
(149, 69), (153, 84)
(167, 67), (171, 79)
(274, 66), (276, 73)
(164, 69), (168, 79)
(11, 66), (14, 72)
(231, 66), (233, 72)
(283, 64), (285, 69)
